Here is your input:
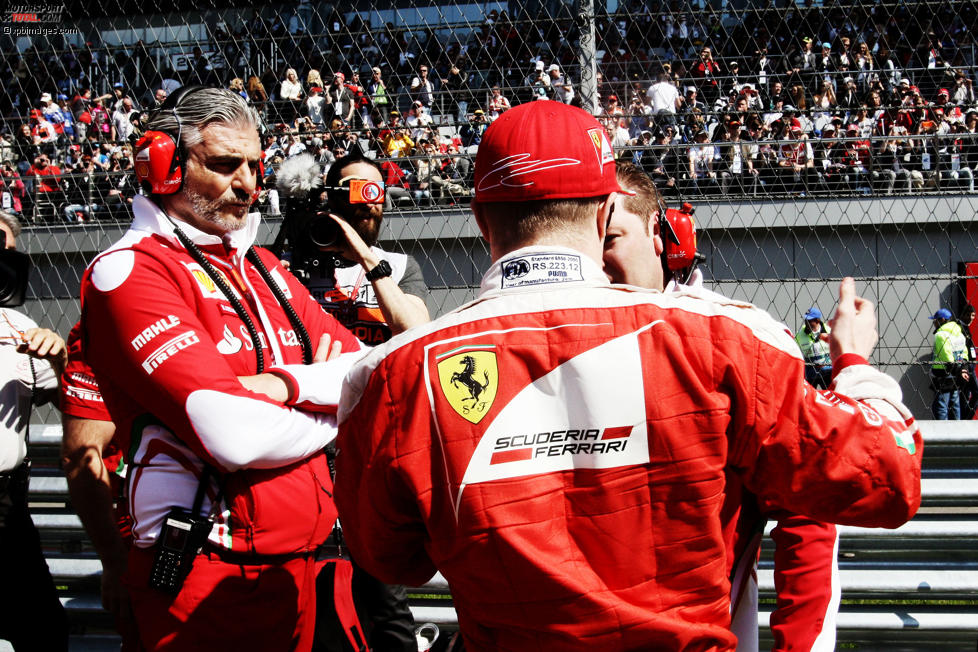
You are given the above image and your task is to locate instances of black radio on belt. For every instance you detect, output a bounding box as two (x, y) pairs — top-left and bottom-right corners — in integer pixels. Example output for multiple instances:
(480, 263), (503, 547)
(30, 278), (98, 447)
(148, 467), (216, 595)
(148, 507), (212, 594)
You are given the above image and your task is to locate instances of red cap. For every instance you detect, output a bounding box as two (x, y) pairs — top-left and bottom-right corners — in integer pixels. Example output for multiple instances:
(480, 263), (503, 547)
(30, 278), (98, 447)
(939, 88), (950, 96)
(334, 72), (345, 81)
(474, 101), (622, 203)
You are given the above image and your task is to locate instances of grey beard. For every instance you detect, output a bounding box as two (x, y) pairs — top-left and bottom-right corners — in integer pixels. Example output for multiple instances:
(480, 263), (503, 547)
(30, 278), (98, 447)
(185, 187), (246, 233)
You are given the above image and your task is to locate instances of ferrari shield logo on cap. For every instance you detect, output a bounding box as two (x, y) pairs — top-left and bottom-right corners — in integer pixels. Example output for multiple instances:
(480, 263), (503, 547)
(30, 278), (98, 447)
(587, 127), (614, 173)
(436, 346), (498, 424)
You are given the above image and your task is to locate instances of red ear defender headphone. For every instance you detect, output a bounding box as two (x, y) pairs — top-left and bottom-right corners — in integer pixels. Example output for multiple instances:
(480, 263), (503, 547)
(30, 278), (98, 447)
(660, 202), (706, 285)
(134, 85), (207, 195)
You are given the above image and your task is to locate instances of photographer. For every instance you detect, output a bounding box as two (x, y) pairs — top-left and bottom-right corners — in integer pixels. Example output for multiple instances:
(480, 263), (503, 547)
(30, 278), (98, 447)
(274, 152), (428, 651)
(460, 109), (488, 151)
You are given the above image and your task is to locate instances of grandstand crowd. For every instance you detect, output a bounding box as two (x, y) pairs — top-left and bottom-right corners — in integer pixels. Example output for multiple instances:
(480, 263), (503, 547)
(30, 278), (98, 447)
(1, 1), (977, 222)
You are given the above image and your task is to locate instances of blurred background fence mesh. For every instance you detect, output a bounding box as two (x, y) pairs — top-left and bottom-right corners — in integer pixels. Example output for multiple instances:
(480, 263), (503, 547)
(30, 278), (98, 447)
(3, 0), (978, 416)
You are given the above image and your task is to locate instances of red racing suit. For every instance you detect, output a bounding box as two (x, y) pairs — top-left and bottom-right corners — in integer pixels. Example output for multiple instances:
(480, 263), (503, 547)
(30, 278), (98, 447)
(333, 245), (922, 652)
(80, 195), (362, 650)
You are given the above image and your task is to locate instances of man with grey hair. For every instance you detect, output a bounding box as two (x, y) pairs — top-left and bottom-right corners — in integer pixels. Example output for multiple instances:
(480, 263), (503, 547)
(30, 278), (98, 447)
(0, 209), (70, 651)
(79, 87), (363, 650)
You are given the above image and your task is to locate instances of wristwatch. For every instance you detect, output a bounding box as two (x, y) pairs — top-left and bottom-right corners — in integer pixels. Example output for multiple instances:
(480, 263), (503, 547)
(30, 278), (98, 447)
(365, 259), (392, 282)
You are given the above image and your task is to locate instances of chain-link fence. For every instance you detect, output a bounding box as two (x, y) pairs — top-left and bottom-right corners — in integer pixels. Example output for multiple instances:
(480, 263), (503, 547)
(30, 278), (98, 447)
(3, 0), (978, 417)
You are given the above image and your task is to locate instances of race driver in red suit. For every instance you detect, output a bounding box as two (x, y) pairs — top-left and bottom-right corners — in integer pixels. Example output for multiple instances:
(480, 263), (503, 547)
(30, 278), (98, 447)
(79, 87), (362, 651)
(331, 100), (922, 651)
(605, 161), (840, 651)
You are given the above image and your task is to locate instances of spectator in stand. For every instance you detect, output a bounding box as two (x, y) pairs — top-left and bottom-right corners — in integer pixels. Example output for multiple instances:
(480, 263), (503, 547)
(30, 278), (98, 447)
(679, 86), (706, 116)
(26, 154), (62, 197)
(440, 64), (469, 124)
(634, 127), (678, 193)
(487, 85), (510, 121)
(111, 98), (137, 144)
(29, 110), (58, 154)
(853, 42), (876, 94)
(344, 71), (370, 128)
(686, 129), (718, 194)
(375, 148), (411, 204)
(814, 41), (837, 93)
(838, 76), (860, 111)
(691, 46), (721, 104)
(647, 72), (681, 117)
(325, 72), (356, 127)
(603, 95), (624, 118)
(726, 61), (744, 96)
(367, 67), (391, 127)
(40, 93), (65, 144)
(945, 124), (975, 192)
(382, 120), (414, 159)
(405, 101), (433, 141)
(777, 125), (815, 195)
(12, 124), (40, 171)
(307, 69), (325, 92)
(247, 75), (268, 112)
(62, 155), (102, 222)
(69, 88), (95, 143)
(280, 67), (304, 121)
(228, 78), (248, 100)
(460, 110), (488, 152)
(547, 64), (574, 105)
(951, 71), (975, 107)
(0, 162), (27, 218)
(717, 119), (760, 195)
(410, 64), (436, 110)
(306, 86), (326, 130)
(811, 81), (838, 135)
(90, 99), (113, 143)
(150, 88), (168, 112)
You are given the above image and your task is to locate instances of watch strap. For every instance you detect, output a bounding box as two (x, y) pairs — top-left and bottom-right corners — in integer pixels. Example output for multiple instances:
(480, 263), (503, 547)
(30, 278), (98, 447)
(365, 259), (392, 281)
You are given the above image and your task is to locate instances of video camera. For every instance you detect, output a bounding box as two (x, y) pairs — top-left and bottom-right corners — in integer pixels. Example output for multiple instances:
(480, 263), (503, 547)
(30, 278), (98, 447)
(272, 154), (385, 282)
(0, 232), (30, 307)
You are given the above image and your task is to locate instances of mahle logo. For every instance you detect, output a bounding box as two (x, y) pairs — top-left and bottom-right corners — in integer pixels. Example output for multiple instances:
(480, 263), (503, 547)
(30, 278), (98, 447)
(437, 346), (498, 424)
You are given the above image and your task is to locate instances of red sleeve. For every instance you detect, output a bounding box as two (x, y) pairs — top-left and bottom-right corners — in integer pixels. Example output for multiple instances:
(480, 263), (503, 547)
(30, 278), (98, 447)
(59, 320), (113, 422)
(727, 332), (922, 529)
(767, 512), (840, 652)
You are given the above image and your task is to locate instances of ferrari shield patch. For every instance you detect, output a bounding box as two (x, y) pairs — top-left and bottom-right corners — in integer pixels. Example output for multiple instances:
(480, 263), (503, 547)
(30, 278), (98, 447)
(436, 347), (498, 424)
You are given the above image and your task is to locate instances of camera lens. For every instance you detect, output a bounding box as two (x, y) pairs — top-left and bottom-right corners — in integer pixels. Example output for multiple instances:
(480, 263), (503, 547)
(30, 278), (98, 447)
(308, 214), (342, 248)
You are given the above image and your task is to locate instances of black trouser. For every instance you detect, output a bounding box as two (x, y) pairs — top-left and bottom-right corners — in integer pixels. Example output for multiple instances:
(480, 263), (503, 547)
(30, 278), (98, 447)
(313, 557), (416, 652)
(0, 463), (69, 651)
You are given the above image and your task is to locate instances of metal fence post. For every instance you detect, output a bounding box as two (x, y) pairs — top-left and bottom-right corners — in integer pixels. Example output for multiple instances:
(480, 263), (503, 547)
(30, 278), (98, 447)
(575, 0), (598, 115)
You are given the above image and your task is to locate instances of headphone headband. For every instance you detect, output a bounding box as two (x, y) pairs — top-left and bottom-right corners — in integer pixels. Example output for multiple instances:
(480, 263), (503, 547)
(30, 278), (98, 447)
(136, 85), (209, 195)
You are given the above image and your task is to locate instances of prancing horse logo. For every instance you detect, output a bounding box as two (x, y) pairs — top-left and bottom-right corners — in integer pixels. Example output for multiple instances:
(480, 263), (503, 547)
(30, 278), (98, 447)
(436, 348), (498, 424)
(451, 355), (490, 405)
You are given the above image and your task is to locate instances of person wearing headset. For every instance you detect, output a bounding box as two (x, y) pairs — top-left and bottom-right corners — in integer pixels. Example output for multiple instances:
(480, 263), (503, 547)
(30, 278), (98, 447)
(78, 86), (364, 651)
(603, 162), (841, 652)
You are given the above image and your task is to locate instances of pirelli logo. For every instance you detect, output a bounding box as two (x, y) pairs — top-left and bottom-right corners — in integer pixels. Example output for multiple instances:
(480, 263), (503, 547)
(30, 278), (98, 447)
(140, 331), (199, 374)
(64, 386), (103, 402)
(490, 427), (632, 464)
